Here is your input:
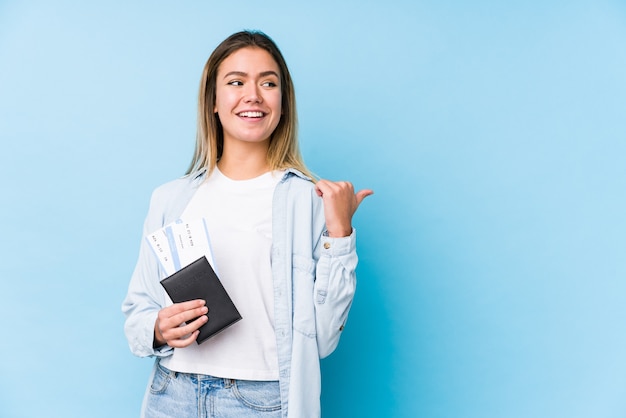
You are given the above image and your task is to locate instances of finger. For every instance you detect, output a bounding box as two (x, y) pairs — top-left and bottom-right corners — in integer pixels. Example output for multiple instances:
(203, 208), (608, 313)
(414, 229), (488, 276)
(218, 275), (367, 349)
(176, 305), (209, 326)
(316, 180), (352, 198)
(168, 330), (200, 348)
(162, 314), (208, 341)
(314, 180), (331, 196)
(165, 299), (206, 315)
(355, 189), (374, 206)
(158, 300), (206, 323)
(159, 305), (209, 333)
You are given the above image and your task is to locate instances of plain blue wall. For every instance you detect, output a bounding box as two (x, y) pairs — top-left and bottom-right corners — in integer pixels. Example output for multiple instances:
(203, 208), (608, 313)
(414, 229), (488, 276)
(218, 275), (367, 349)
(1, 1), (625, 417)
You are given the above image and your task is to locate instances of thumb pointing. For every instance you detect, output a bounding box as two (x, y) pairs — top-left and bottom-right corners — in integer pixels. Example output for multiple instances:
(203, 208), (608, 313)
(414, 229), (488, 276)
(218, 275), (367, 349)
(355, 189), (374, 206)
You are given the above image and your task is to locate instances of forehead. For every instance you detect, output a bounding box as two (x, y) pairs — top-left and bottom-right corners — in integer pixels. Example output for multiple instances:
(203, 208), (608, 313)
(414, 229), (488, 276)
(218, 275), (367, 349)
(218, 47), (280, 76)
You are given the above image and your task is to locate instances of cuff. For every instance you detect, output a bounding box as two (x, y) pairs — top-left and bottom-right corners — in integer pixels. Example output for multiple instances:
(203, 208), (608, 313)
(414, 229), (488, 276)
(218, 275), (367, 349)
(320, 228), (356, 257)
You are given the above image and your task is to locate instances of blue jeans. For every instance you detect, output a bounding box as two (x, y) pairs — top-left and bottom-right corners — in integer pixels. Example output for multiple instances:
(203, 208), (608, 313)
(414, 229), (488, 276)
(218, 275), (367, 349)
(142, 361), (282, 418)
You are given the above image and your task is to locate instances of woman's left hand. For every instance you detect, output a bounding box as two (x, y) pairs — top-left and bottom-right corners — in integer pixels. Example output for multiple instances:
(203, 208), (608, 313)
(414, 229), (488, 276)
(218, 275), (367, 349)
(315, 180), (373, 237)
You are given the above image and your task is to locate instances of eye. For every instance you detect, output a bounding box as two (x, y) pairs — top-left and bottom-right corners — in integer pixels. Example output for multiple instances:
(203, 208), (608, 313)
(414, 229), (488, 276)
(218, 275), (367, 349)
(227, 80), (243, 86)
(261, 81), (278, 88)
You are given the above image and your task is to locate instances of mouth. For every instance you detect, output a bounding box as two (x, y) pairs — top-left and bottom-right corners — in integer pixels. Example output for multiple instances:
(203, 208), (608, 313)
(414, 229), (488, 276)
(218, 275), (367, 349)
(237, 111), (266, 118)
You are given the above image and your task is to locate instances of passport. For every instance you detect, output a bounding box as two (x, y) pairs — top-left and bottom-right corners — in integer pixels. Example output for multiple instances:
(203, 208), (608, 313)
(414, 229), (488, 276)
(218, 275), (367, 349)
(160, 256), (242, 344)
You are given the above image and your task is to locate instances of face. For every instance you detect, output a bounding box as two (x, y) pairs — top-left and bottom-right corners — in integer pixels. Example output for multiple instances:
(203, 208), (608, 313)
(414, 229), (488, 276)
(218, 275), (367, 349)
(214, 47), (282, 149)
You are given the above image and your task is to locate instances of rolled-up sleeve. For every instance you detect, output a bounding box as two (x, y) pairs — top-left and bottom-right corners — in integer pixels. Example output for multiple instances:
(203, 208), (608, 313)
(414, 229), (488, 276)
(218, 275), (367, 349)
(313, 229), (357, 358)
(121, 190), (173, 358)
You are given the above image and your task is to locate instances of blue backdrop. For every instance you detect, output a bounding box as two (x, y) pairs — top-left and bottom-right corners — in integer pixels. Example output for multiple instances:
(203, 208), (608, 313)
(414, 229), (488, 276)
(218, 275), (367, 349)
(1, 1), (625, 417)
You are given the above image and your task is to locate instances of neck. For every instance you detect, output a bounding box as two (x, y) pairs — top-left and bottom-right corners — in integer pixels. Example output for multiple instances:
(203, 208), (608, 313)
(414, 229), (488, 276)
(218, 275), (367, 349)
(218, 141), (270, 180)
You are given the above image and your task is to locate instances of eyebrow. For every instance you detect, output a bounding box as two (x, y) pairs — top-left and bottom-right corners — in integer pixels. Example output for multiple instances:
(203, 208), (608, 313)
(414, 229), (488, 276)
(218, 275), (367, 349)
(223, 70), (280, 79)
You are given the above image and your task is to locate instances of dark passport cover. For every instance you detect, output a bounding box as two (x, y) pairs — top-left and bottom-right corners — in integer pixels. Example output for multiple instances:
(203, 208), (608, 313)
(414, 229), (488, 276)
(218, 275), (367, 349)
(160, 256), (242, 344)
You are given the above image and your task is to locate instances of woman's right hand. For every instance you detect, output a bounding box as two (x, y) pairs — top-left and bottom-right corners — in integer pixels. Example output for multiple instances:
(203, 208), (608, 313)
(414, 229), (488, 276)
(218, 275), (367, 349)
(154, 300), (209, 348)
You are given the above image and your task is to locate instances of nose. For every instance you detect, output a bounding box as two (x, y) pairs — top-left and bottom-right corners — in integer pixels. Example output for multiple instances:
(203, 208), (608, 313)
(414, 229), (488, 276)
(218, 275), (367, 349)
(243, 84), (262, 103)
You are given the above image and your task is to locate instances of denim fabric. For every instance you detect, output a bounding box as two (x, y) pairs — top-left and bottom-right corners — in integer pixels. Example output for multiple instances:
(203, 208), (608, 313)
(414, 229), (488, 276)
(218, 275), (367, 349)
(143, 362), (281, 418)
(123, 168), (358, 417)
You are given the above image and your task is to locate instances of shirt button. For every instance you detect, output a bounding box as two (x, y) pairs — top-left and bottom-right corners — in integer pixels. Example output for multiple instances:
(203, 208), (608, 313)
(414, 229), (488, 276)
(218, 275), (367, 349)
(323, 242), (331, 249)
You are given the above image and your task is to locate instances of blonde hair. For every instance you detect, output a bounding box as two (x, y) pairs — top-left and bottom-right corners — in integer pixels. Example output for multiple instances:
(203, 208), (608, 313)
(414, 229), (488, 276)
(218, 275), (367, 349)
(186, 30), (313, 179)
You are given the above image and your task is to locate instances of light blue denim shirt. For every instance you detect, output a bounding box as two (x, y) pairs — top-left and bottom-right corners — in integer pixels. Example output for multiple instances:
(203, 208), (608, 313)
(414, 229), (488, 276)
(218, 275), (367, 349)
(122, 168), (358, 418)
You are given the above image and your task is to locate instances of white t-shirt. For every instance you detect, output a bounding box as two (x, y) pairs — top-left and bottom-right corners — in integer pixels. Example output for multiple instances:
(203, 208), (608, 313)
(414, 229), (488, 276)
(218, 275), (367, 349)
(160, 167), (284, 381)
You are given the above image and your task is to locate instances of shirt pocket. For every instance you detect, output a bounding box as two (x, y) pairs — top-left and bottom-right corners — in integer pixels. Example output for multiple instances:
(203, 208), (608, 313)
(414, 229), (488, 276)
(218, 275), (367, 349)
(291, 254), (317, 338)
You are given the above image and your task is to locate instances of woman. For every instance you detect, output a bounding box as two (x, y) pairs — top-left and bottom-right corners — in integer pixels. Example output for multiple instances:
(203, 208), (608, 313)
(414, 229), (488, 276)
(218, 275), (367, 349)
(122, 30), (372, 418)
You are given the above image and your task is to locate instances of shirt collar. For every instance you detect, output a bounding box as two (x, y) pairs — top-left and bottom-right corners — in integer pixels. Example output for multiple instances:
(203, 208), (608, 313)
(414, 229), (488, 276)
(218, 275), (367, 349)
(187, 166), (312, 184)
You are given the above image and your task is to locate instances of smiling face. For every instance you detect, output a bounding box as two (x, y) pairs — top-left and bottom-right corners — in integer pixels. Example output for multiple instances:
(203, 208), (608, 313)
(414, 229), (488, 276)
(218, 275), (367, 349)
(213, 47), (282, 150)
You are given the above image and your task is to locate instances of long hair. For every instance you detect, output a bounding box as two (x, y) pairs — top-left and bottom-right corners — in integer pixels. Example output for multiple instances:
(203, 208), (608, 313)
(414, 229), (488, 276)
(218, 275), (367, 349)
(186, 30), (312, 179)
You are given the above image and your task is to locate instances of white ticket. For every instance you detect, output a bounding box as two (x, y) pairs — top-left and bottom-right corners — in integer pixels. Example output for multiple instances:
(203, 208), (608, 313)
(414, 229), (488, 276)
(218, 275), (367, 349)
(145, 228), (176, 275)
(146, 217), (216, 276)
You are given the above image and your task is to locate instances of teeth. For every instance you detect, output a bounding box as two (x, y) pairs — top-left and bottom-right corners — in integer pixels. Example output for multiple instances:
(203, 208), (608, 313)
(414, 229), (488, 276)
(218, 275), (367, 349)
(239, 111), (264, 118)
